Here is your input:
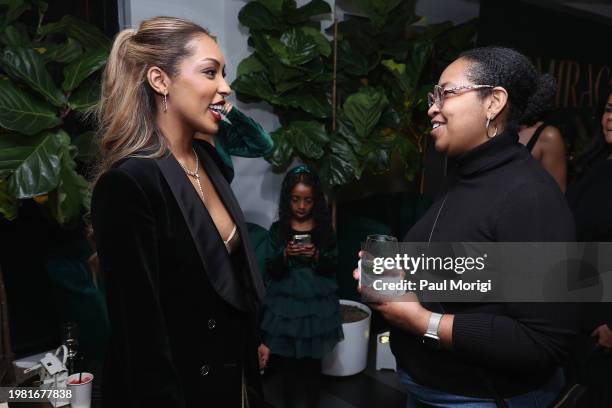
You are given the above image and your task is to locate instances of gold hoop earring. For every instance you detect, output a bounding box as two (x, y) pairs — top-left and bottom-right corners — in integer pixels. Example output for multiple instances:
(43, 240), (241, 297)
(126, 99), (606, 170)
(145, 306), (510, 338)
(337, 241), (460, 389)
(162, 93), (168, 113)
(485, 117), (498, 139)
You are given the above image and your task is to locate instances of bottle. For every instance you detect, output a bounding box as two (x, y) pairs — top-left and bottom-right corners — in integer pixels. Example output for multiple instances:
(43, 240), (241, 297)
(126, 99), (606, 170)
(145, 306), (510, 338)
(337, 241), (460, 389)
(61, 321), (79, 374)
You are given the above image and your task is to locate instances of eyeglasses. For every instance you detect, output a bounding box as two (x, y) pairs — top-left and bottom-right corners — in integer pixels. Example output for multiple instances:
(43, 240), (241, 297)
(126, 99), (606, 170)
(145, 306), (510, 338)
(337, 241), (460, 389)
(427, 84), (494, 109)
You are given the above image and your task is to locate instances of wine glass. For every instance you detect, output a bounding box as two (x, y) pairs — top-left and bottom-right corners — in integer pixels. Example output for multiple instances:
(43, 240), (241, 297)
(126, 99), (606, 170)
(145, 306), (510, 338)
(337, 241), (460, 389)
(360, 234), (404, 300)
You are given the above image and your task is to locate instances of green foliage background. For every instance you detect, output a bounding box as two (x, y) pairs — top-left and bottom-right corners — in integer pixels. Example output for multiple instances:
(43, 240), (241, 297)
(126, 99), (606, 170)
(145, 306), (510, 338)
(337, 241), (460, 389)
(233, 0), (477, 191)
(0, 0), (108, 224)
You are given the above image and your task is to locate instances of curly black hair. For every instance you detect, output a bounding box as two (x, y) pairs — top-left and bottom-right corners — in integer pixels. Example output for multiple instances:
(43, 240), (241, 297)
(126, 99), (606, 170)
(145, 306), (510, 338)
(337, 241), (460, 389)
(460, 46), (557, 130)
(277, 166), (333, 246)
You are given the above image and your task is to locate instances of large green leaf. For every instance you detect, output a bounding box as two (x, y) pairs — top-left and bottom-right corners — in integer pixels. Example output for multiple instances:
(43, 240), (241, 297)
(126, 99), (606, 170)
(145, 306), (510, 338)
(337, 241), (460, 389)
(379, 105), (401, 129)
(336, 113), (362, 153)
(236, 53), (265, 77)
(275, 80), (302, 94)
(381, 59), (411, 92)
(38, 15), (110, 50)
(267, 128), (294, 167)
(248, 33), (304, 84)
(1, 46), (65, 106)
(68, 76), (100, 113)
(343, 87), (388, 139)
(322, 134), (359, 186)
(41, 38), (83, 64)
(238, 1), (281, 31)
(0, 0), (29, 28)
(438, 18), (478, 51)
(286, 0), (331, 24)
(267, 28), (319, 66)
(333, 16), (378, 56)
(62, 48), (107, 92)
(72, 130), (98, 161)
(0, 133), (36, 176)
(7, 129), (69, 198)
(286, 121), (329, 159)
(363, 147), (391, 175)
(404, 41), (433, 92)
(50, 146), (89, 224)
(0, 78), (61, 135)
(300, 27), (331, 57)
(336, 41), (369, 76)
(0, 24), (29, 46)
(378, 0), (418, 51)
(396, 136), (419, 181)
(231, 72), (278, 103)
(257, 0), (283, 15)
(355, 0), (403, 28)
(299, 58), (329, 83)
(0, 178), (19, 220)
(281, 92), (330, 118)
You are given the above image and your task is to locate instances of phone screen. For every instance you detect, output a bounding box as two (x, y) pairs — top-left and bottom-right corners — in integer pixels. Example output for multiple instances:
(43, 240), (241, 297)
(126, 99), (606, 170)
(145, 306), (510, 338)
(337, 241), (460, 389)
(293, 234), (311, 245)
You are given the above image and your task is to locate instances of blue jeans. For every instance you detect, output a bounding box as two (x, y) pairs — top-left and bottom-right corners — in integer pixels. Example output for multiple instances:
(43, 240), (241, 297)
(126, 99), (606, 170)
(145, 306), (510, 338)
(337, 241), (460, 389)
(397, 368), (564, 408)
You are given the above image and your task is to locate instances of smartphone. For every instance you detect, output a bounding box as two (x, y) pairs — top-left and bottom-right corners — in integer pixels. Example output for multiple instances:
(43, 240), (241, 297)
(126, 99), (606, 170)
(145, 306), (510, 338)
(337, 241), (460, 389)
(292, 234), (311, 245)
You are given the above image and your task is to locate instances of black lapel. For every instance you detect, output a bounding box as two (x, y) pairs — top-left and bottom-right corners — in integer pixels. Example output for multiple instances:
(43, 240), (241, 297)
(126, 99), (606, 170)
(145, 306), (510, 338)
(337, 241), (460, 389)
(156, 150), (255, 312)
(194, 142), (265, 306)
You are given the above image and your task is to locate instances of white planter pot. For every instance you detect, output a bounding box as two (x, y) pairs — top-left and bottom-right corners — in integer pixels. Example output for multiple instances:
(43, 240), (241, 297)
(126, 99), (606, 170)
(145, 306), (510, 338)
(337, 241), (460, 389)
(321, 299), (371, 376)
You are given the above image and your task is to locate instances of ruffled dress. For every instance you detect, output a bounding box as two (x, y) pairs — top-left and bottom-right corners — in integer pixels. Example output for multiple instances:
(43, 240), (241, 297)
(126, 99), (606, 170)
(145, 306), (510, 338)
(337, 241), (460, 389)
(261, 222), (344, 359)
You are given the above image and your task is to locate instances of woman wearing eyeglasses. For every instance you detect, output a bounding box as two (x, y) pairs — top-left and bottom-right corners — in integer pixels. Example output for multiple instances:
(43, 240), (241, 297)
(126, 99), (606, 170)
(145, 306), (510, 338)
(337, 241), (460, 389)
(361, 47), (579, 407)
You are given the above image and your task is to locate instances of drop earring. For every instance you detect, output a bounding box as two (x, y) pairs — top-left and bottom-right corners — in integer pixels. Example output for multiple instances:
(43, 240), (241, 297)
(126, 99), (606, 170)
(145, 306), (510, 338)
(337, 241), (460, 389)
(162, 93), (168, 113)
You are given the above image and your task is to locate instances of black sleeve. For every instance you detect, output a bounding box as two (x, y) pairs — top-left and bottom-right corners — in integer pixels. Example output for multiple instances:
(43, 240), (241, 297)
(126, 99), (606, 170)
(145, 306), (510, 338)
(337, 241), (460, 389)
(452, 303), (579, 372)
(452, 182), (579, 372)
(92, 169), (184, 407)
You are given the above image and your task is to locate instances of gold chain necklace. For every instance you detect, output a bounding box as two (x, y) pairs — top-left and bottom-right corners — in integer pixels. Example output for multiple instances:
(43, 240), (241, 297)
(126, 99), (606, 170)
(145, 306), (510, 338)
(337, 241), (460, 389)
(178, 148), (204, 200)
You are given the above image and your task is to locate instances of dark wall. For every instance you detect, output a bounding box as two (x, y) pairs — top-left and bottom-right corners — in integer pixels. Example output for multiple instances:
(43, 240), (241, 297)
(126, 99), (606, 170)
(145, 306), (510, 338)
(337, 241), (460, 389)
(478, 0), (612, 164)
(44, 0), (118, 38)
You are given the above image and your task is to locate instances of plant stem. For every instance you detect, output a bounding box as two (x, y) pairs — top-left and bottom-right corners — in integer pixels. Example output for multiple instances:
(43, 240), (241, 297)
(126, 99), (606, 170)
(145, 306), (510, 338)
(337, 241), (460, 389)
(331, 14), (338, 133)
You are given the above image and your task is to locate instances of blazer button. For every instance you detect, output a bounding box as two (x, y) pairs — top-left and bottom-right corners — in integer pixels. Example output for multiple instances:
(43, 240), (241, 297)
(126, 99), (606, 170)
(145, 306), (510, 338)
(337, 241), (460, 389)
(200, 364), (210, 376)
(207, 318), (216, 330)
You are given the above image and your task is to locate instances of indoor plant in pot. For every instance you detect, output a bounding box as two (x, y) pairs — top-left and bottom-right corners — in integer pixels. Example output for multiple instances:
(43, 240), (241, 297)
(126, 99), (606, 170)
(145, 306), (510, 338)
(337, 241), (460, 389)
(321, 299), (371, 376)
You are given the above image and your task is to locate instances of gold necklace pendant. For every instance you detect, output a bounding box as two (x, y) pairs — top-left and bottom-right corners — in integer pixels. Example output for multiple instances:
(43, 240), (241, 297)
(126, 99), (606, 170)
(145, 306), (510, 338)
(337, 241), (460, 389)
(178, 148), (204, 200)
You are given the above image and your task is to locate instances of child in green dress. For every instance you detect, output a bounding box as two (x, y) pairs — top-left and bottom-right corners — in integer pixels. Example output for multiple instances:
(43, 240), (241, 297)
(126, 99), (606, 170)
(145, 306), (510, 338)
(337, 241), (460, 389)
(261, 165), (343, 408)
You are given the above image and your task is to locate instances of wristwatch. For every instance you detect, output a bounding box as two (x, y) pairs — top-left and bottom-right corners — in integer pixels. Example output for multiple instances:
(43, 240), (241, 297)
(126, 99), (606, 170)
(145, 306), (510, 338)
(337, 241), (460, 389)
(422, 312), (443, 349)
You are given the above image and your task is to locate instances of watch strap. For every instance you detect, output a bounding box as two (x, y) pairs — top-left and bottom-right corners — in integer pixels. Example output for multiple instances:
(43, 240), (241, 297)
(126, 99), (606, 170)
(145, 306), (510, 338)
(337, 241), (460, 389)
(425, 312), (443, 338)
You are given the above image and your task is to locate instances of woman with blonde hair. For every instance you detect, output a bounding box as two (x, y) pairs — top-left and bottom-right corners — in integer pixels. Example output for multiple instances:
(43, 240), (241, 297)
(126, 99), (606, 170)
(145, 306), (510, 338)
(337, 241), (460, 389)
(91, 16), (267, 407)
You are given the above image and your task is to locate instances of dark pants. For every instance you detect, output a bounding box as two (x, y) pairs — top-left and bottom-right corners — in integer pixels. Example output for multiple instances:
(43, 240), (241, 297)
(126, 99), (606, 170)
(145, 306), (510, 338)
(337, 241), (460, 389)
(274, 355), (321, 408)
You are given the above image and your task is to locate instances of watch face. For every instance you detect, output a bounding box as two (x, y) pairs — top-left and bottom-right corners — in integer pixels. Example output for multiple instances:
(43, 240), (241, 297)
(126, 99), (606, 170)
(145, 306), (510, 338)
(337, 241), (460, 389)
(422, 333), (441, 350)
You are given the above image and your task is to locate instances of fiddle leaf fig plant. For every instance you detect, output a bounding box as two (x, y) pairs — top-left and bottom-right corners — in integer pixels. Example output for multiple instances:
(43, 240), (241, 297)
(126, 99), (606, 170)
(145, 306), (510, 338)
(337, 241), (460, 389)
(0, 0), (109, 224)
(233, 0), (477, 190)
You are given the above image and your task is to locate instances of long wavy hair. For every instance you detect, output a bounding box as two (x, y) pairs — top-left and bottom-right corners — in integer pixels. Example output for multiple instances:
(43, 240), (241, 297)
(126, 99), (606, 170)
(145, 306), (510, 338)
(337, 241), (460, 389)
(93, 16), (210, 182)
(277, 166), (333, 246)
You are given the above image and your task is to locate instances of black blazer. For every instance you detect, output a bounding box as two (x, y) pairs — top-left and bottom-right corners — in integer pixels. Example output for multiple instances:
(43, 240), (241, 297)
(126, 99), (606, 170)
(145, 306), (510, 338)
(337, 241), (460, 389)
(91, 141), (265, 407)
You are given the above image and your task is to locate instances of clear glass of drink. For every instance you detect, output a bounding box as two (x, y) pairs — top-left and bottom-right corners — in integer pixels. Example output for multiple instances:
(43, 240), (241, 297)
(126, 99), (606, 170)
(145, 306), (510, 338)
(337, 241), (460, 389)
(360, 234), (404, 300)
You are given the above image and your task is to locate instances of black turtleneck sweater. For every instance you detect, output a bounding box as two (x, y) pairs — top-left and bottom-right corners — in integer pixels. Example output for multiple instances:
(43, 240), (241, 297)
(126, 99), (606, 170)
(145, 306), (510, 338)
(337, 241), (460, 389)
(390, 131), (579, 398)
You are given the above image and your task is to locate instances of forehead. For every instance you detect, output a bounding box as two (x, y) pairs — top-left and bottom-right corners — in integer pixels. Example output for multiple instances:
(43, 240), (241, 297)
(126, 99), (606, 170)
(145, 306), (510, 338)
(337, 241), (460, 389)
(439, 58), (471, 87)
(291, 182), (313, 195)
(607, 94), (612, 104)
(183, 34), (224, 67)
